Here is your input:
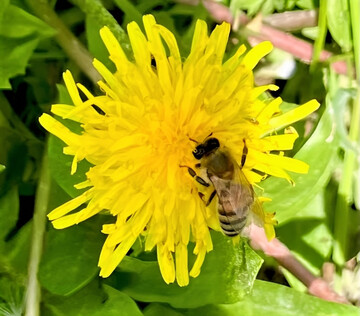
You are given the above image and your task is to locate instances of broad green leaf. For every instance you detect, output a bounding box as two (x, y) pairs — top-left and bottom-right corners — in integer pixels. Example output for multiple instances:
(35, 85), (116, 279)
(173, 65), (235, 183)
(106, 232), (263, 308)
(39, 217), (106, 296)
(327, 0), (352, 51)
(181, 280), (359, 316)
(0, 186), (18, 241)
(44, 281), (142, 316)
(261, 102), (339, 223)
(0, 4), (54, 89)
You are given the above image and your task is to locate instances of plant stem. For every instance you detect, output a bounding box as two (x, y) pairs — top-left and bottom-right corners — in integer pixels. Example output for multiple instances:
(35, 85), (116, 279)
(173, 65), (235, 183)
(332, 0), (360, 266)
(25, 0), (100, 84)
(248, 224), (349, 304)
(25, 147), (50, 316)
(70, 0), (132, 56)
(310, 0), (327, 71)
(263, 10), (318, 31)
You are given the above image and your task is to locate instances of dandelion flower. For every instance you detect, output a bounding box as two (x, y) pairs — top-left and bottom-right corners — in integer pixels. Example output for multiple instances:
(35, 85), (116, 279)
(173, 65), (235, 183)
(39, 15), (320, 286)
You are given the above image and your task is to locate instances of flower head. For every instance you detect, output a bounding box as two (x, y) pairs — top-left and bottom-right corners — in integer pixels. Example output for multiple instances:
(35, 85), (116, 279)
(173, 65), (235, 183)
(39, 15), (319, 286)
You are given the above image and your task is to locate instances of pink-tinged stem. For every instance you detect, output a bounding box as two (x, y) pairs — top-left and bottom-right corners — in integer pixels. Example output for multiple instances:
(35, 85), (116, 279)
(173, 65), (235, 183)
(201, 0), (348, 75)
(248, 224), (349, 304)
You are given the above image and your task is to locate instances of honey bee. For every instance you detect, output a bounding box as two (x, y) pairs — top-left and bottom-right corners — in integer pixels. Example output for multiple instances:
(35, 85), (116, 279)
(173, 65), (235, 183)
(186, 137), (254, 237)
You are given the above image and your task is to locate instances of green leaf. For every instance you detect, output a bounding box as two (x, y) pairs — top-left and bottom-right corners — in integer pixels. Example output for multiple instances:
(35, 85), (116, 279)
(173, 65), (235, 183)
(0, 186), (18, 241)
(39, 217), (106, 296)
(3, 220), (32, 274)
(0, 0), (10, 28)
(46, 84), (91, 198)
(0, 127), (30, 195)
(0, 4), (53, 38)
(181, 280), (359, 316)
(261, 102), (339, 223)
(0, 4), (55, 89)
(106, 232), (263, 308)
(44, 280), (143, 316)
(85, 16), (116, 72)
(276, 192), (333, 291)
(144, 303), (183, 316)
(0, 275), (24, 316)
(327, 0), (352, 51)
(296, 0), (318, 10)
(48, 135), (90, 198)
(114, 0), (143, 27)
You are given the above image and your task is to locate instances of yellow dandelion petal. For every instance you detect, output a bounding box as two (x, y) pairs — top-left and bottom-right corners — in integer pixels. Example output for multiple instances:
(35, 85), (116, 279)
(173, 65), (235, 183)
(157, 243), (176, 284)
(39, 15), (319, 286)
(187, 19), (208, 64)
(256, 97), (283, 124)
(51, 104), (75, 118)
(190, 244), (207, 278)
(175, 243), (189, 286)
(127, 21), (151, 68)
(51, 213), (81, 229)
(99, 234), (138, 278)
(223, 44), (247, 70)
(39, 114), (77, 146)
(251, 84), (279, 99)
(241, 41), (273, 70)
(99, 26), (129, 70)
(47, 189), (94, 221)
(70, 153), (78, 175)
(155, 24), (181, 64)
(63, 70), (83, 107)
(77, 83), (94, 99)
(93, 59), (119, 92)
(74, 179), (92, 189)
(268, 99), (320, 132)
(257, 127), (299, 151)
(51, 199), (101, 229)
(205, 22), (231, 65)
(243, 169), (265, 183)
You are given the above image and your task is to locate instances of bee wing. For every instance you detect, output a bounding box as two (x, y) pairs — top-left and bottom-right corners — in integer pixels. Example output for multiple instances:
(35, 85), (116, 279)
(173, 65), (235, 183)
(210, 164), (254, 234)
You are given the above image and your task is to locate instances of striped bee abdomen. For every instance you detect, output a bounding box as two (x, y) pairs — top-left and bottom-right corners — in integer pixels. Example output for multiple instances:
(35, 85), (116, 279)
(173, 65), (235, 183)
(218, 205), (248, 236)
(217, 189), (249, 236)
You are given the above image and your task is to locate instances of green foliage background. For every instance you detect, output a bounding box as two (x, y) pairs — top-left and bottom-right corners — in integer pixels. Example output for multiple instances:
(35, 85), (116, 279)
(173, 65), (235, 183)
(0, 0), (359, 315)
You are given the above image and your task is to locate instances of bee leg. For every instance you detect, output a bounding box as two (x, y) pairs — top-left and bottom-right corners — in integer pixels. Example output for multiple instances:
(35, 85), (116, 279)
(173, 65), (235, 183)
(241, 138), (248, 168)
(198, 192), (205, 201)
(188, 168), (210, 187)
(181, 165), (210, 187)
(206, 190), (217, 206)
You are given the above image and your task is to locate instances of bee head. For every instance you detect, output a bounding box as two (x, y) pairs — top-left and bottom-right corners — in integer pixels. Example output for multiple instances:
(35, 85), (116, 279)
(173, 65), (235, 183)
(193, 137), (220, 159)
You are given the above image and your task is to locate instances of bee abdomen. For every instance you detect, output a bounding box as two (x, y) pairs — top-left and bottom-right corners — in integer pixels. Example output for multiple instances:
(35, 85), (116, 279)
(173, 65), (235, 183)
(218, 212), (247, 236)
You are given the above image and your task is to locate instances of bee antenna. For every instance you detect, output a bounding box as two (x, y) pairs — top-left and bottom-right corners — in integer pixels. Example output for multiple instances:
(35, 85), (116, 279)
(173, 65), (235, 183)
(187, 134), (198, 143)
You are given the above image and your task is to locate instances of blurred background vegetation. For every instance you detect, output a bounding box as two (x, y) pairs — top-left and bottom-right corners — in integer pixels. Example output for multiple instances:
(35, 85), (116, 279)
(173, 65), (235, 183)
(0, 0), (359, 315)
